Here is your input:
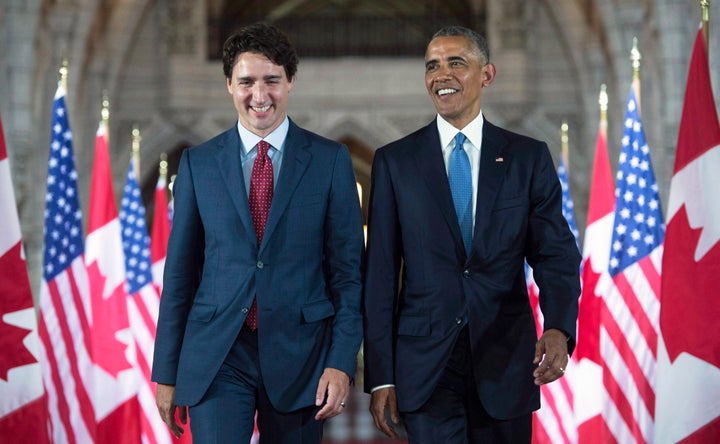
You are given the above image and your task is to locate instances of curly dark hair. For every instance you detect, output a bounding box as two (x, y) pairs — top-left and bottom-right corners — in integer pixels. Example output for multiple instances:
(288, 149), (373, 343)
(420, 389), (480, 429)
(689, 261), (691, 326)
(222, 23), (299, 81)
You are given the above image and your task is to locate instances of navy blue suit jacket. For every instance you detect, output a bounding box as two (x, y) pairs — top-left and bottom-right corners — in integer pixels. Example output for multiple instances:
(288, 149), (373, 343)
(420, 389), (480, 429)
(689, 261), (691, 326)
(152, 120), (364, 412)
(363, 118), (581, 419)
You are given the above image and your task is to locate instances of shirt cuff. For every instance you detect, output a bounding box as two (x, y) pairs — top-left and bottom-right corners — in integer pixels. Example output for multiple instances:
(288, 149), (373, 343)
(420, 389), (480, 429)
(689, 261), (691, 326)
(371, 384), (395, 393)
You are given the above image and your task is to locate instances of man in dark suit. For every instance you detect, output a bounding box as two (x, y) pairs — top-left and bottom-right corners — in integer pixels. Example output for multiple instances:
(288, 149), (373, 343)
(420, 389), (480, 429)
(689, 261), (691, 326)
(363, 26), (581, 443)
(152, 23), (364, 443)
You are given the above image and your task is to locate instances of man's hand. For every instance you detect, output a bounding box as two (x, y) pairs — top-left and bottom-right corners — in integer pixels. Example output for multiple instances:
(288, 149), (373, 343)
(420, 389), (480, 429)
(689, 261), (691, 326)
(533, 328), (569, 385)
(369, 387), (400, 440)
(314, 368), (351, 420)
(156, 383), (187, 438)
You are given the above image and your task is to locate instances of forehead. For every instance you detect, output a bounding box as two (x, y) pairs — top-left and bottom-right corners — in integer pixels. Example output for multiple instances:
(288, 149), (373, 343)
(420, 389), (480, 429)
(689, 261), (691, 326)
(232, 52), (285, 77)
(425, 36), (480, 61)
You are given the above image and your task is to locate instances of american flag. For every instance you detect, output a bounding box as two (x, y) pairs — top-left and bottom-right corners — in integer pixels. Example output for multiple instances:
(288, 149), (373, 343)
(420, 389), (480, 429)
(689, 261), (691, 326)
(558, 158), (580, 249)
(37, 86), (97, 443)
(529, 156), (580, 444)
(120, 161), (171, 444)
(602, 86), (664, 443)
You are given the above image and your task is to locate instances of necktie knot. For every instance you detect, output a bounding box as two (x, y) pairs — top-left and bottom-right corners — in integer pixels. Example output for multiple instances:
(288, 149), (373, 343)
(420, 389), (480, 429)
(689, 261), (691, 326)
(454, 132), (467, 151)
(257, 140), (270, 157)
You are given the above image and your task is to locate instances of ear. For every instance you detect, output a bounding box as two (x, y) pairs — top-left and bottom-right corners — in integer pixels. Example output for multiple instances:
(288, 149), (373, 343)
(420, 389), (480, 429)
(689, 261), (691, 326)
(226, 77), (233, 95)
(482, 63), (496, 88)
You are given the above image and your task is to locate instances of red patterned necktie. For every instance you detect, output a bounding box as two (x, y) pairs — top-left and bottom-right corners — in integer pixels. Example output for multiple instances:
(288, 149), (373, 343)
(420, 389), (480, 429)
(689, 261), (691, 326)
(246, 140), (273, 331)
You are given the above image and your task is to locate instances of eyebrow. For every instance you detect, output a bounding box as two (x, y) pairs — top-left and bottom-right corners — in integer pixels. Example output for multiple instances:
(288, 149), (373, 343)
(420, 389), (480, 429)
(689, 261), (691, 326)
(425, 55), (468, 68)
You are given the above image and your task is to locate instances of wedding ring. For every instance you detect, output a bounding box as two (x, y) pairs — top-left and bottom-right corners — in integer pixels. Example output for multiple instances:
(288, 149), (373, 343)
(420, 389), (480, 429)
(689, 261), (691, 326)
(340, 402), (346, 407)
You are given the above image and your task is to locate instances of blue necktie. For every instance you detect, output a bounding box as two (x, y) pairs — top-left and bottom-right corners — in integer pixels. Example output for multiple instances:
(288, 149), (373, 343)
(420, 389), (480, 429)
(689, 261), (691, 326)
(448, 132), (473, 254)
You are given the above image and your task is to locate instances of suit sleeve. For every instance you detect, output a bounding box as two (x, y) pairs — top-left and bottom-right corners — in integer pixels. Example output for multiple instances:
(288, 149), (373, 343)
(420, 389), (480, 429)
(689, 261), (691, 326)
(322, 146), (365, 378)
(525, 143), (581, 354)
(151, 149), (204, 384)
(362, 148), (402, 392)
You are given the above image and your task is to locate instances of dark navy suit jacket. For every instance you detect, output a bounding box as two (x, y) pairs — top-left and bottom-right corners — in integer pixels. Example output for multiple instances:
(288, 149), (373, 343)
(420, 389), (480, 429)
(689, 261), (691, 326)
(363, 118), (581, 419)
(152, 120), (364, 412)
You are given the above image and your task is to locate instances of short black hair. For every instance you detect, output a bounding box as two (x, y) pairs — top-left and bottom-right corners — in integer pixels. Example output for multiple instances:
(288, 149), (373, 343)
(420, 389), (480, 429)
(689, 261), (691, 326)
(431, 26), (490, 64)
(222, 22), (299, 81)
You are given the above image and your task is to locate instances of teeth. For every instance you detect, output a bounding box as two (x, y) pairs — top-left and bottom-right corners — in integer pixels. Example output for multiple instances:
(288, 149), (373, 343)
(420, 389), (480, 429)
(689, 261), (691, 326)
(253, 105), (271, 112)
(438, 89), (457, 96)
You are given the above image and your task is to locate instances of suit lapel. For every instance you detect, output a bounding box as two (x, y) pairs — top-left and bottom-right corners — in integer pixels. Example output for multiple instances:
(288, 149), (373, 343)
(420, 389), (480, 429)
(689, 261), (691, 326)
(473, 119), (510, 245)
(413, 122), (466, 255)
(261, 120), (312, 253)
(214, 127), (256, 248)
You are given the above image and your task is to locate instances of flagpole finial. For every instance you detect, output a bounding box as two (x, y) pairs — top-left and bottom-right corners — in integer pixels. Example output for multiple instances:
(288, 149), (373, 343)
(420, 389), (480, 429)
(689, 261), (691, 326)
(101, 91), (110, 124)
(599, 84), (608, 122)
(132, 124), (141, 177)
(631, 37), (642, 80)
(159, 153), (168, 179)
(58, 58), (69, 90)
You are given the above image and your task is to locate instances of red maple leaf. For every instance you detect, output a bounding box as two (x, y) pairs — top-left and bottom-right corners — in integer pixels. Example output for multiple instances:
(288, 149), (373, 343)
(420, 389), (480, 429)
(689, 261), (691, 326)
(86, 261), (133, 377)
(0, 242), (38, 380)
(661, 207), (720, 368)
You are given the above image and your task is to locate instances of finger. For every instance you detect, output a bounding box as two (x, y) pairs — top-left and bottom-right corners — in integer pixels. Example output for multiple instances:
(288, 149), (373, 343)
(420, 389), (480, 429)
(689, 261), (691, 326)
(388, 392), (400, 424)
(315, 403), (336, 420)
(533, 341), (544, 364)
(178, 405), (187, 424)
(315, 378), (328, 407)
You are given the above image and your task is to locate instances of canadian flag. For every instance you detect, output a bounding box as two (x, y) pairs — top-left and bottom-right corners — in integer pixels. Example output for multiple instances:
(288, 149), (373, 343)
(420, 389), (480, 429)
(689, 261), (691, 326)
(572, 108), (615, 442)
(151, 171), (170, 292)
(656, 27), (720, 442)
(0, 116), (49, 442)
(85, 121), (141, 443)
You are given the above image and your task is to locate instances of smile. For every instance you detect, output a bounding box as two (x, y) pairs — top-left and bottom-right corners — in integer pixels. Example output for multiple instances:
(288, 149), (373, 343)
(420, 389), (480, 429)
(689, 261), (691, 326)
(437, 88), (458, 96)
(251, 105), (271, 112)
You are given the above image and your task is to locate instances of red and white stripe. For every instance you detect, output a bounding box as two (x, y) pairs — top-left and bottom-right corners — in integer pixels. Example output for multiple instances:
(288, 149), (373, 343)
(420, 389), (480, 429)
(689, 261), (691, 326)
(38, 258), (96, 443)
(527, 271), (577, 444)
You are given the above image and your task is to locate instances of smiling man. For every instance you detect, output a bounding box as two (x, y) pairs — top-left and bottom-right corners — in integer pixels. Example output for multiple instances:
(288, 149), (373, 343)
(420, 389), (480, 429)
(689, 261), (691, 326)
(363, 26), (581, 443)
(152, 22), (364, 443)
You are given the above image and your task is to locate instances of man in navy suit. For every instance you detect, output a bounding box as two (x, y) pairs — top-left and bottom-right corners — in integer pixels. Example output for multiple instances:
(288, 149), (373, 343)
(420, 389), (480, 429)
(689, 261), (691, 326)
(363, 26), (581, 443)
(152, 23), (364, 443)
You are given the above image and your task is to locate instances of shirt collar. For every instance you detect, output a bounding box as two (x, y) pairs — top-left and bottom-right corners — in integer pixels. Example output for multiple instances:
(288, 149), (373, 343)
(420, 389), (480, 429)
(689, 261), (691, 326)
(237, 116), (290, 154)
(436, 112), (484, 151)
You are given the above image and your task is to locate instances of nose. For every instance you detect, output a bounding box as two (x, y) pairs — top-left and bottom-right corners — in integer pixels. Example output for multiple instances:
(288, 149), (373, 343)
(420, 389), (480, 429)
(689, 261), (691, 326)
(434, 65), (452, 82)
(251, 83), (267, 103)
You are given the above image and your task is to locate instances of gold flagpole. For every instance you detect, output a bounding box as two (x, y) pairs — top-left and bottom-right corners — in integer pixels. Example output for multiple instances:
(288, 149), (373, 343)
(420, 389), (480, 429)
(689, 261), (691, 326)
(59, 58), (69, 91)
(599, 84), (608, 134)
(101, 91), (110, 133)
(701, 0), (710, 53)
(132, 124), (141, 180)
(631, 36), (642, 114)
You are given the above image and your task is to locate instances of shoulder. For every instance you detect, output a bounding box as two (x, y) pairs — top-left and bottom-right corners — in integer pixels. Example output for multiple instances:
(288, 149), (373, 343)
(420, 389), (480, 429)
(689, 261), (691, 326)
(485, 119), (545, 148)
(377, 120), (437, 158)
(288, 119), (348, 154)
(185, 127), (236, 157)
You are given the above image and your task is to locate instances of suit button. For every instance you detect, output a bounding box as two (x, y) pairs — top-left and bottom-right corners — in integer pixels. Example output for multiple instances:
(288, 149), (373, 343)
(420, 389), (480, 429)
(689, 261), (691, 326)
(241, 307), (249, 313)
(455, 317), (463, 325)
(463, 269), (470, 278)
(257, 261), (264, 269)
